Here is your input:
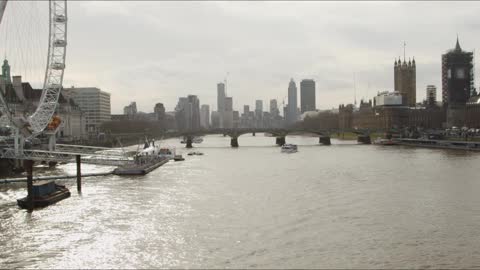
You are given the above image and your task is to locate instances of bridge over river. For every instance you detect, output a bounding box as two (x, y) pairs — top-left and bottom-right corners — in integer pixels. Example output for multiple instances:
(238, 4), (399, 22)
(170, 128), (385, 148)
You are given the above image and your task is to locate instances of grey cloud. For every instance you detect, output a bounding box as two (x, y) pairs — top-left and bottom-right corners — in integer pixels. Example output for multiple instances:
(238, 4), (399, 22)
(59, 1), (480, 113)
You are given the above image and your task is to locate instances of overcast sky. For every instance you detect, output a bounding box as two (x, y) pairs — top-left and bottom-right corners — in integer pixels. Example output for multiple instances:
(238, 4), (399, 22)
(61, 1), (480, 114)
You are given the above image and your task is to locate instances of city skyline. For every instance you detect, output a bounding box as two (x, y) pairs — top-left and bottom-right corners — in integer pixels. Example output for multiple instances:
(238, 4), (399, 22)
(2, 3), (480, 269)
(5, 1), (480, 114)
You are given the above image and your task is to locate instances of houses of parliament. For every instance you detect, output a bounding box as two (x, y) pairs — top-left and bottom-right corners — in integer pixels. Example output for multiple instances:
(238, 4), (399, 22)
(307, 38), (480, 131)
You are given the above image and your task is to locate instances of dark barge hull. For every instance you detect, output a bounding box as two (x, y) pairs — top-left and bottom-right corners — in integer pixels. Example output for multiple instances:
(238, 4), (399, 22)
(17, 185), (71, 209)
(395, 139), (480, 151)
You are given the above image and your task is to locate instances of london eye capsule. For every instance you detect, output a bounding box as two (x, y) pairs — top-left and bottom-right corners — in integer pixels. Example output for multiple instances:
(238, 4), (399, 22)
(51, 62), (65, 70)
(53, 39), (67, 47)
(53, 14), (66, 23)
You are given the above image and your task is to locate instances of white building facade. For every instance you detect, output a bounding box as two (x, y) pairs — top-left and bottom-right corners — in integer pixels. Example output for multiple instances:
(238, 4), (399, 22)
(63, 87), (111, 136)
(200, 104), (210, 128)
(374, 91), (403, 107)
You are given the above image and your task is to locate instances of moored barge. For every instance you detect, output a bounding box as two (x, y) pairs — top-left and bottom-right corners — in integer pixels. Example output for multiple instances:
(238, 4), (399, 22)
(17, 181), (71, 209)
(395, 138), (480, 151)
(113, 157), (169, 175)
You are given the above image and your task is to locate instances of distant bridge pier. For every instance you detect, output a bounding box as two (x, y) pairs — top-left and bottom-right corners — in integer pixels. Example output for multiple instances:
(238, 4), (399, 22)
(186, 137), (193, 148)
(357, 135), (371, 144)
(231, 137), (239, 148)
(275, 136), (286, 146)
(319, 136), (331, 145)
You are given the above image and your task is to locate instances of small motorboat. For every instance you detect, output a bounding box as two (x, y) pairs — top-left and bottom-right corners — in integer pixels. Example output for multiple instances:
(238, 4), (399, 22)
(17, 180), (70, 209)
(187, 151), (204, 156)
(281, 144), (298, 153)
(174, 154), (185, 161)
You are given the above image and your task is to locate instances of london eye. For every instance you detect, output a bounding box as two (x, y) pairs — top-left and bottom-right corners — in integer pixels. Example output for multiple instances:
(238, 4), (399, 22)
(0, 0), (67, 152)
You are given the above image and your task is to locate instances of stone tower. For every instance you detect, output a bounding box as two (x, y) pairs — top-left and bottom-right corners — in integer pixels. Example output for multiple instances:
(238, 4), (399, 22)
(394, 57), (416, 107)
(1, 59), (11, 84)
(441, 37), (474, 128)
(441, 37), (473, 106)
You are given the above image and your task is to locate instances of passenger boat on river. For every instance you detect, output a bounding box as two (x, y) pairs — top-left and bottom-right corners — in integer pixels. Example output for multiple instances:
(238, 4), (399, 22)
(113, 156), (169, 175)
(113, 140), (169, 175)
(281, 144), (298, 153)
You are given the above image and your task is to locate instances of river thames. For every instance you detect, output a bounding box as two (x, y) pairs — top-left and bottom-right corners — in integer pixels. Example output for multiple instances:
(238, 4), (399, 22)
(1, 134), (480, 268)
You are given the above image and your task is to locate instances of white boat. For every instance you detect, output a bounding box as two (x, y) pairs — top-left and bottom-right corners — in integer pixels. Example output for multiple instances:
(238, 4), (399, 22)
(281, 144), (298, 153)
(173, 154), (185, 161)
(139, 145), (159, 156)
(158, 147), (176, 160)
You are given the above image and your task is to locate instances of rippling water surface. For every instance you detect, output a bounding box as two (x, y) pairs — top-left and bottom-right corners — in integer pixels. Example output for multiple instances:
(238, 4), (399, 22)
(2, 134), (480, 268)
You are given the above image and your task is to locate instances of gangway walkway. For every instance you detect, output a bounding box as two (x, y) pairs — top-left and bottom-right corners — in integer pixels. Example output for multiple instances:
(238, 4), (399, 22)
(55, 144), (128, 156)
(0, 145), (134, 166)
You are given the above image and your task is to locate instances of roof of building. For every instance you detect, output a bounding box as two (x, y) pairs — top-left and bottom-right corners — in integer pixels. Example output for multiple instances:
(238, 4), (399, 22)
(3, 82), (76, 107)
(447, 36), (471, 54)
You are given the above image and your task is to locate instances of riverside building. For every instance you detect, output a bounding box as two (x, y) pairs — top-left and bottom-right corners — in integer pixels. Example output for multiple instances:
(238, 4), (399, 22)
(63, 87), (111, 136)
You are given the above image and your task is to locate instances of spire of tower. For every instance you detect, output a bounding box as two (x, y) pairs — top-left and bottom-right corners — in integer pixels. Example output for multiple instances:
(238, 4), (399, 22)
(455, 34), (462, 52)
(403, 41), (406, 62)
